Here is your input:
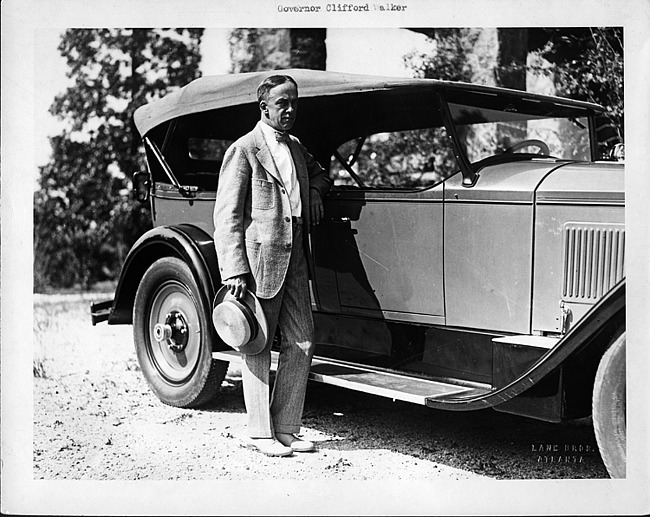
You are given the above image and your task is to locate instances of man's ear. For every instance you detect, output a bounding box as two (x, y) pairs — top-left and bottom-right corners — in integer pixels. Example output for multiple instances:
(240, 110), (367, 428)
(259, 101), (268, 117)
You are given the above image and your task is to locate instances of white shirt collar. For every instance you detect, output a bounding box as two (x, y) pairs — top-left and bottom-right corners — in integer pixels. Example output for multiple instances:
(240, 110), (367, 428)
(258, 120), (287, 145)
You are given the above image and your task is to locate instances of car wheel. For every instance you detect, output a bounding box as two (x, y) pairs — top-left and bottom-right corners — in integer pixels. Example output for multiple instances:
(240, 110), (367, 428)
(133, 256), (228, 408)
(592, 331), (626, 478)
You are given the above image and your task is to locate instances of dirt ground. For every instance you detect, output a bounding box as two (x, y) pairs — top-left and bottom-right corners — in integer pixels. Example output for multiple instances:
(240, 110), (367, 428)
(33, 292), (609, 482)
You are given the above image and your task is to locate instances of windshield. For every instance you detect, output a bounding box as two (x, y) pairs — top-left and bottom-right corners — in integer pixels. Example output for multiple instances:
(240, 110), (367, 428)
(332, 126), (457, 190)
(448, 102), (591, 163)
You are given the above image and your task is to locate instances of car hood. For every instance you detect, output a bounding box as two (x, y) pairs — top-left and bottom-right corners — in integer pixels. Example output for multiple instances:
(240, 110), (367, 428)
(444, 160), (624, 204)
(536, 161), (625, 204)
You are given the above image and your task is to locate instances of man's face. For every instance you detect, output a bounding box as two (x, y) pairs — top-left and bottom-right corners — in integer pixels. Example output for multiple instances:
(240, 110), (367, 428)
(260, 82), (298, 132)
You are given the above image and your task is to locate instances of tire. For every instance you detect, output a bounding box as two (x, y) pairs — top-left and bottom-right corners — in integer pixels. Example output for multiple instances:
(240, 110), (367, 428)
(592, 331), (626, 478)
(133, 256), (228, 408)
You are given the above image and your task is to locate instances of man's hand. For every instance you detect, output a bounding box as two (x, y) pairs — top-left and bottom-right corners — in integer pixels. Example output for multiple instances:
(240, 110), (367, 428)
(309, 188), (324, 225)
(224, 274), (247, 299)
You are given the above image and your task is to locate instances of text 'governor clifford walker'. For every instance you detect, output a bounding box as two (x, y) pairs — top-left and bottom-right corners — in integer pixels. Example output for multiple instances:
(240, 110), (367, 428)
(277, 3), (408, 12)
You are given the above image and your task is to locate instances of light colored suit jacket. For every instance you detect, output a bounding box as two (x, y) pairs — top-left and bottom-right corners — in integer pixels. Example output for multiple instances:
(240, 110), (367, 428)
(214, 122), (330, 299)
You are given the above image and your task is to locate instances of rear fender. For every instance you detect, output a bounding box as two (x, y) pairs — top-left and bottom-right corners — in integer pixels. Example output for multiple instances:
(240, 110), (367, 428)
(108, 225), (220, 326)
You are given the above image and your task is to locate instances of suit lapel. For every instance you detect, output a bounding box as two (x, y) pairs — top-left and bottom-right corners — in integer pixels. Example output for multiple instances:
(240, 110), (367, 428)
(253, 125), (284, 186)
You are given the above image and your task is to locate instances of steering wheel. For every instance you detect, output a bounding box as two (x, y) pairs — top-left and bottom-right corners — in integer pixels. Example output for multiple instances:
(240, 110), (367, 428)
(503, 139), (550, 155)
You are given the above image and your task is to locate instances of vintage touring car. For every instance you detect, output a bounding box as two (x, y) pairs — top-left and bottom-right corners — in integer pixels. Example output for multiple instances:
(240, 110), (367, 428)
(91, 69), (626, 477)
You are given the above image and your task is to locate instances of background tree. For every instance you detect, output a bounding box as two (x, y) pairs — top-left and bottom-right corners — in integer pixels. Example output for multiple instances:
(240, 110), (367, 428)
(407, 28), (623, 132)
(378, 28), (480, 186)
(289, 29), (327, 70)
(228, 28), (326, 72)
(399, 28), (624, 179)
(34, 28), (204, 290)
(405, 28), (477, 82)
(496, 28), (528, 90)
(528, 27), (624, 146)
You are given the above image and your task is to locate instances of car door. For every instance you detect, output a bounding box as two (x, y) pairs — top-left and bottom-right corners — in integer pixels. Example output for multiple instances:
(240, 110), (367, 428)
(319, 187), (445, 325)
(311, 128), (454, 326)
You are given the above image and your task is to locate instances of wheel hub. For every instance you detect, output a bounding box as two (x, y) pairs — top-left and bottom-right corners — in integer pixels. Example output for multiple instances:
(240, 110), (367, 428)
(153, 310), (189, 352)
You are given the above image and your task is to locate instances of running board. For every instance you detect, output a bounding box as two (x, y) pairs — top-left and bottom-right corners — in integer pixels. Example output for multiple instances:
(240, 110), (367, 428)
(492, 335), (559, 349)
(213, 350), (491, 405)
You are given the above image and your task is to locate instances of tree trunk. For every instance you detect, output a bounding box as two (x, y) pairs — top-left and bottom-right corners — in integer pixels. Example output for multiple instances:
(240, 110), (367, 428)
(495, 29), (529, 146)
(290, 29), (326, 70)
(496, 28), (528, 90)
(229, 28), (327, 73)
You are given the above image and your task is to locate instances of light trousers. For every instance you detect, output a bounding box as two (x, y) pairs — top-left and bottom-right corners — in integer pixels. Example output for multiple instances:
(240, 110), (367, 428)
(242, 221), (315, 437)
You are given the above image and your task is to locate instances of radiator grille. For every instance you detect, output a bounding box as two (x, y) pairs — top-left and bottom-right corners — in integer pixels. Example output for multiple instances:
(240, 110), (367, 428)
(563, 223), (625, 300)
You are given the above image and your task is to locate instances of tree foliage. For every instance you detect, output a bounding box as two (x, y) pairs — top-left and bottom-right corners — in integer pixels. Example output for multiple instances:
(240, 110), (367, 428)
(405, 28), (477, 83)
(531, 28), (624, 140)
(389, 28), (623, 188)
(34, 29), (204, 290)
(406, 27), (623, 130)
(374, 29), (477, 188)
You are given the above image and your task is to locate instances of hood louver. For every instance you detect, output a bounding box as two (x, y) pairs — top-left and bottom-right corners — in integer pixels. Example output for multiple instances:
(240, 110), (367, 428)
(563, 223), (625, 301)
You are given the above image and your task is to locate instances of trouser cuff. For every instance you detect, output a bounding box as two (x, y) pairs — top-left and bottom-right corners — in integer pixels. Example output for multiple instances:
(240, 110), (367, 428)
(274, 424), (300, 435)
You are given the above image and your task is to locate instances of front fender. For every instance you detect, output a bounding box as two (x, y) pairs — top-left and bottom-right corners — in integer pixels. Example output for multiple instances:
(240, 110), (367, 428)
(107, 224), (220, 325)
(426, 279), (626, 411)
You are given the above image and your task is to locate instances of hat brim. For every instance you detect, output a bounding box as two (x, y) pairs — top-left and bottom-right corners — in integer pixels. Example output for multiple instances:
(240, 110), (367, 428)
(213, 286), (269, 355)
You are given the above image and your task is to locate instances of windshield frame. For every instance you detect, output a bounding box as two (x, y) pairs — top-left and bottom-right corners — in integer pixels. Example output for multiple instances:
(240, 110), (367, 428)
(438, 88), (603, 187)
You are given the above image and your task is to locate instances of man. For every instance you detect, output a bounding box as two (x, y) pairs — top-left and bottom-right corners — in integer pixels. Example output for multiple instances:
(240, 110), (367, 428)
(213, 74), (331, 457)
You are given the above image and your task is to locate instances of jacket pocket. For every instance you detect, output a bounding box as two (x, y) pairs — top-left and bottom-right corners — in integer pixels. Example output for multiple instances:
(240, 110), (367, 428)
(251, 178), (275, 210)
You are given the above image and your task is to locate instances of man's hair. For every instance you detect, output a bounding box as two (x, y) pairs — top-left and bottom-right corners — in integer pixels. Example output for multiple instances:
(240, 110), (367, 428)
(257, 74), (298, 104)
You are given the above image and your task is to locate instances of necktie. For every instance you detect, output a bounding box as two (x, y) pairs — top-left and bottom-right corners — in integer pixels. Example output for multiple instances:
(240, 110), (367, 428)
(275, 131), (289, 143)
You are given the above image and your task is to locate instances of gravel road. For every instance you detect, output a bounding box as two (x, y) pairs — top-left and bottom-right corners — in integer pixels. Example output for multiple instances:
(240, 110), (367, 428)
(33, 293), (609, 482)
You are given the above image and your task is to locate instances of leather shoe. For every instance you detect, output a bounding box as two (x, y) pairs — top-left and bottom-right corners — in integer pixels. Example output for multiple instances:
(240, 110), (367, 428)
(245, 437), (293, 457)
(275, 433), (315, 452)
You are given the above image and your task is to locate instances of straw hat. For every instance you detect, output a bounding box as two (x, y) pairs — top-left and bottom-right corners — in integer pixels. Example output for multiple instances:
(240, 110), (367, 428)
(212, 286), (268, 355)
